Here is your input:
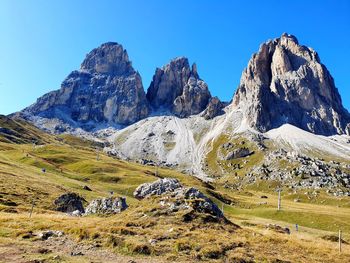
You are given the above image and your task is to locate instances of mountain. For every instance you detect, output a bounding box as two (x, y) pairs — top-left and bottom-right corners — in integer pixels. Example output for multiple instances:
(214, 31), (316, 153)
(19, 46), (225, 133)
(2, 34), (350, 263)
(146, 57), (216, 118)
(232, 33), (350, 136)
(14, 33), (350, 189)
(21, 42), (149, 130)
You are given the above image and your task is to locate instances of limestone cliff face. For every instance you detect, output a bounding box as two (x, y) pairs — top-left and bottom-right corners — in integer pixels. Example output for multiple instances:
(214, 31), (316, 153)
(24, 42), (149, 126)
(146, 57), (215, 117)
(232, 33), (350, 135)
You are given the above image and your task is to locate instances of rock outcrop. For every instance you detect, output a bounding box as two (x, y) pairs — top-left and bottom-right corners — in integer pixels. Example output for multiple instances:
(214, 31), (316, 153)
(54, 193), (85, 213)
(146, 57), (213, 117)
(201, 97), (225, 120)
(175, 187), (224, 218)
(134, 178), (224, 219)
(23, 42), (149, 128)
(225, 148), (252, 160)
(85, 197), (127, 215)
(134, 178), (182, 199)
(232, 33), (350, 135)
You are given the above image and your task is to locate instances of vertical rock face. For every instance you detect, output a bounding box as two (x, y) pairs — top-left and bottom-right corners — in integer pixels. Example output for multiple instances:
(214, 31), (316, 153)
(201, 97), (225, 120)
(233, 33), (350, 135)
(146, 57), (213, 117)
(23, 42), (149, 126)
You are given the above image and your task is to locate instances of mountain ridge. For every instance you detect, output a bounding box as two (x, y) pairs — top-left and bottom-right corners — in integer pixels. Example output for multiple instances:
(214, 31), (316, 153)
(17, 33), (350, 137)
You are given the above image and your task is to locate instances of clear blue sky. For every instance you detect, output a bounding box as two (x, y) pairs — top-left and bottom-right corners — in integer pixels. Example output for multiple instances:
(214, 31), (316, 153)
(0, 0), (349, 115)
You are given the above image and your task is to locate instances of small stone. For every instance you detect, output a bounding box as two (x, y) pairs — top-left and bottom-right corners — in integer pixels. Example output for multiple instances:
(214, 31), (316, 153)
(83, 185), (92, 191)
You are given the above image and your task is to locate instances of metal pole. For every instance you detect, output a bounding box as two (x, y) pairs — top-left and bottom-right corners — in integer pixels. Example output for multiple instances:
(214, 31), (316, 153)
(339, 229), (342, 253)
(277, 190), (281, 211)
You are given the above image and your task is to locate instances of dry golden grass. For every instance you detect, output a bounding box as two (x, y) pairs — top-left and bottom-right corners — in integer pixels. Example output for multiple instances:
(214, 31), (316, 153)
(0, 134), (349, 262)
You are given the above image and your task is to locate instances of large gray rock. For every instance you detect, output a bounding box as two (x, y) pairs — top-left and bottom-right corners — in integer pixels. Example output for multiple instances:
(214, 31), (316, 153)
(146, 57), (213, 117)
(22, 42), (149, 128)
(54, 193), (85, 213)
(133, 178), (182, 199)
(232, 33), (350, 136)
(225, 147), (252, 160)
(85, 197), (127, 215)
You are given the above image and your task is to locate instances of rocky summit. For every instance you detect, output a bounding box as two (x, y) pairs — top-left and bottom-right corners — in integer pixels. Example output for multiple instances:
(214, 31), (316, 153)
(22, 42), (149, 128)
(146, 57), (216, 117)
(232, 33), (350, 136)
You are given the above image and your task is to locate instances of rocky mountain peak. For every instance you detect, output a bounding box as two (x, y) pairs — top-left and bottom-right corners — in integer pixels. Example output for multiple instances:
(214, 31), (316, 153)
(233, 33), (350, 135)
(22, 42), (149, 129)
(146, 57), (217, 118)
(80, 42), (135, 76)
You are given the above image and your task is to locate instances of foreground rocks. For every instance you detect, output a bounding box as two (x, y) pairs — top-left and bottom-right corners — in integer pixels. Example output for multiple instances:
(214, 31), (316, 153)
(39, 230), (64, 240)
(85, 197), (128, 215)
(133, 178), (182, 199)
(54, 193), (129, 215)
(54, 193), (85, 213)
(134, 178), (224, 219)
(174, 187), (224, 218)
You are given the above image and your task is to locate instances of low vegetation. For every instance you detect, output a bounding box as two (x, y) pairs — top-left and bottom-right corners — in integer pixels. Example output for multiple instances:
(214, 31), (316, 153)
(0, 127), (349, 262)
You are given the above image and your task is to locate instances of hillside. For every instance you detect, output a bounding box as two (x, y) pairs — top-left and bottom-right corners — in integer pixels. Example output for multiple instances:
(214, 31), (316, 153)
(0, 115), (53, 144)
(0, 122), (349, 262)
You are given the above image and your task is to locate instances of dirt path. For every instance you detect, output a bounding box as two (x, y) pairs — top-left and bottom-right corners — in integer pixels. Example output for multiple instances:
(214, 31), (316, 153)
(0, 236), (173, 263)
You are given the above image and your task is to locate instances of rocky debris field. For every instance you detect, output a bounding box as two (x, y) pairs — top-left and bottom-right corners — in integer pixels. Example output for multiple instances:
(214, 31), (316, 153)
(242, 149), (350, 196)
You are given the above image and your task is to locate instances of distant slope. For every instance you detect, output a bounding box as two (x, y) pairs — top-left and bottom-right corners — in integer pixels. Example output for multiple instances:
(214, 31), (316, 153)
(265, 124), (350, 159)
(0, 115), (54, 144)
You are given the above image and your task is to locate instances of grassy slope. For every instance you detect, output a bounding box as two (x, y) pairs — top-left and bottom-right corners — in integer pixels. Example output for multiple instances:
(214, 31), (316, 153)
(0, 115), (54, 144)
(0, 130), (349, 262)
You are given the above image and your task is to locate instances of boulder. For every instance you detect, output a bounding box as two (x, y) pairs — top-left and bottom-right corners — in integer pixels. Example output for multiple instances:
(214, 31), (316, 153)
(133, 178), (182, 199)
(39, 230), (64, 240)
(134, 178), (224, 219)
(54, 193), (85, 213)
(225, 148), (252, 160)
(85, 197), (127, 215)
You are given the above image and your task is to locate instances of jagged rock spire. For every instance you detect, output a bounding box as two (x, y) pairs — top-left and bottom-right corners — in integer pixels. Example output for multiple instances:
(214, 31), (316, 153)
(146, 57), (213, 117)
